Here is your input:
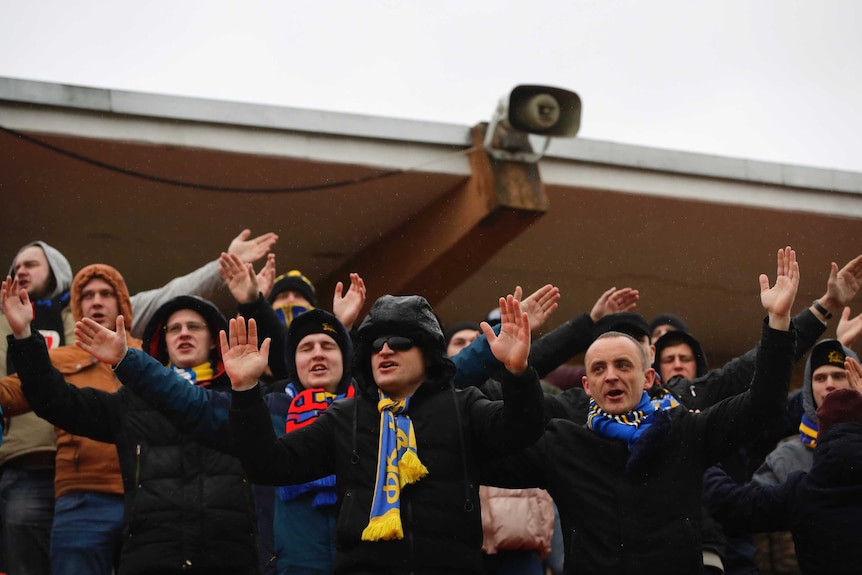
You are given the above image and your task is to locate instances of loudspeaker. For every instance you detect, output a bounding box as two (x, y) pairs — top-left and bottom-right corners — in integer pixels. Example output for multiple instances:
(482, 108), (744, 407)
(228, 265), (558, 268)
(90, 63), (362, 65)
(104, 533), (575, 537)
(506, 85), (581, 137)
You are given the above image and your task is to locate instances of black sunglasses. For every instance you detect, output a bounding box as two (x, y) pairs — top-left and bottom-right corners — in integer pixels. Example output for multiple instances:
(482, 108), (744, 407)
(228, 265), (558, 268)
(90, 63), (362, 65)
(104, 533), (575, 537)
(371, 336), (415, 353)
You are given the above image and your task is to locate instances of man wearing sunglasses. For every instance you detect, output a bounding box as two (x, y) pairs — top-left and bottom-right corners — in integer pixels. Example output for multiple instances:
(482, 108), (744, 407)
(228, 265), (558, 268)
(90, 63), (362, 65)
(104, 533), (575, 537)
(224, 292), (543, 574)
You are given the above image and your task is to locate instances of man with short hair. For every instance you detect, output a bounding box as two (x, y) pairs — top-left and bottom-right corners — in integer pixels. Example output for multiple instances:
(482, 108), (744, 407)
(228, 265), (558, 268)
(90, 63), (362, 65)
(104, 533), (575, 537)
(482, 247), (799, 573)
(226, 293), (543, 573)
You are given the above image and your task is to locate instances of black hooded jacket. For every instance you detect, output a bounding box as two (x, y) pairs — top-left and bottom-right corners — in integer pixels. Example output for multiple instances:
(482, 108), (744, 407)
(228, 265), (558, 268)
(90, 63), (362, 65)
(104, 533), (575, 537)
(230, 294), (544, 574)
(19, 295), (260, 574)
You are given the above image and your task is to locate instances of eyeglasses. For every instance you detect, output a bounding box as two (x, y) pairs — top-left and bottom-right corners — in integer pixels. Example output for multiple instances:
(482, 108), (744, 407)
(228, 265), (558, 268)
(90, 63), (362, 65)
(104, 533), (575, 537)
(164, 321), (208, 335)
(371, 336), (415, 353)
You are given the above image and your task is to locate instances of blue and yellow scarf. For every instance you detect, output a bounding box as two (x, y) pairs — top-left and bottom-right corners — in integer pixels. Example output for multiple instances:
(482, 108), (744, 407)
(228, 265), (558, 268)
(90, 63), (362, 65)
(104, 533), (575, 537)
(361, 391), (428, 541)
(170, 361), (215, 386)
(588, 392), (658, 450)
(799, 412), (818, 449)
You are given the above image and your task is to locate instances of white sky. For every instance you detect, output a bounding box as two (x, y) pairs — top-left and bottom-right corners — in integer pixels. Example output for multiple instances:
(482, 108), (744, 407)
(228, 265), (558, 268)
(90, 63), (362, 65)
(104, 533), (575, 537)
(1, 0), (860, 172)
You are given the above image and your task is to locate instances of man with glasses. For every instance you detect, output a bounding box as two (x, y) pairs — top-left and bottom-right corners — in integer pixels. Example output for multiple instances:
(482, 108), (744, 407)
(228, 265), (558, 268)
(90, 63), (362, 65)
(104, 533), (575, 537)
(224, 293), (544, 574)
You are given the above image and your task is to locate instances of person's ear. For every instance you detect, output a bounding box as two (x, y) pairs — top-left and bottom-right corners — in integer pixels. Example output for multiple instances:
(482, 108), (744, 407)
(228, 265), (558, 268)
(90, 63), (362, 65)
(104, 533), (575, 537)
(582, 375), (592, 396)
(643, 368), (656, 390)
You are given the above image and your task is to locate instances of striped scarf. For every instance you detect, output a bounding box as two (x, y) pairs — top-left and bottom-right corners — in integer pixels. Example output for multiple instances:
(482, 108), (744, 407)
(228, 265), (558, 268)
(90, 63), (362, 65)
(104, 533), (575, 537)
(799, 412), (819, 449)
(169, 361), (214, 386)
(280, 386), (354, 507)
(588, 391), (664, 451)
(361, 391), (428, 541)
(649, 386), (681, 411)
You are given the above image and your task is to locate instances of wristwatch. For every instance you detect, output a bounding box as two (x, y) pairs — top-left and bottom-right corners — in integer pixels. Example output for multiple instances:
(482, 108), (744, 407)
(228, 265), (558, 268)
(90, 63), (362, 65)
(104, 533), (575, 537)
(812, 299), (833, 319)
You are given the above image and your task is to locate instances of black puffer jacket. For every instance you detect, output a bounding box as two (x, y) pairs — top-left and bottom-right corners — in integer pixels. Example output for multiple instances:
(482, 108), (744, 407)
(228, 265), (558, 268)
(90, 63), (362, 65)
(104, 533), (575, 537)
(231, 294), (544, 574)
(483, 322), (795, 574)
(20, 296), (259, 575)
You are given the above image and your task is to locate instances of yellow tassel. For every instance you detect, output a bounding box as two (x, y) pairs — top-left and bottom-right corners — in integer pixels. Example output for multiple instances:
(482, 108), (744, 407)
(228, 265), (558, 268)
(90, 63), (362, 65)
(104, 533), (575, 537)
(361, 509), (404, 541)
(399, 450), (428, 487)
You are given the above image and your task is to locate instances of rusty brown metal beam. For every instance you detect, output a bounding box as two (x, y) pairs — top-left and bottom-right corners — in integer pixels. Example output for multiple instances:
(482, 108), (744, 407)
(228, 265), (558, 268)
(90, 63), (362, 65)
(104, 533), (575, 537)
(317, 123), (549, 315)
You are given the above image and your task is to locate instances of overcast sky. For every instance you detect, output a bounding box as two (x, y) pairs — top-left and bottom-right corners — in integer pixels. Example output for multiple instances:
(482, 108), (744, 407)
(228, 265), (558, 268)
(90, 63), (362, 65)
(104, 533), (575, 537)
(1, 0), (860, 172)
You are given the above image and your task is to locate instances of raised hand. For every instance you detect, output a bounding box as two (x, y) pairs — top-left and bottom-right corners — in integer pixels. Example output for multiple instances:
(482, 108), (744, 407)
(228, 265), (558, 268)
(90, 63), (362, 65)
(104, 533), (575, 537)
(220, 317), (271, 391)
(219, 252), (259, 304)
(332, 272), (366, 330)
(759, 246), (799, 331)
(845, 356), (862, 393)
(589, 287), (639, 322)
(227, 229), (278, 264)
(75, 316), (128, 365)
(256, 253), (277, 300)
(481, 295), (530, 375)
(517, 284), (560, 332)
(837, 307), (862, 349)
(819, 254), (862, 316)
(1, 276), (33, 339)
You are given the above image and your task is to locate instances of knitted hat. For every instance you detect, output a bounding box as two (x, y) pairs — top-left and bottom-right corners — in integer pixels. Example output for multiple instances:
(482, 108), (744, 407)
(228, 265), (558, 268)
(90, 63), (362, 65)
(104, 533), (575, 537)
(593, 312), (650, 341)
(810, 340), (847, 373)
(285, 308), (353, 394)
(268, 270), (317, 307)
(816, 388), (862, 436)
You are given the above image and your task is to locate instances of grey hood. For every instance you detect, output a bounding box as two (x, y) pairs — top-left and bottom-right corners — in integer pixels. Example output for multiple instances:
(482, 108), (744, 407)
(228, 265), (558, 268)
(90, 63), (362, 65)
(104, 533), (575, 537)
(9, 241), (73, 299)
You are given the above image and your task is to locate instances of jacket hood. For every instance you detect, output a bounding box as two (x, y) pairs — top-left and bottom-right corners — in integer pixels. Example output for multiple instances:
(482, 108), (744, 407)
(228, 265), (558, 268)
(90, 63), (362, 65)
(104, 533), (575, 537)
(284, 308), (354, 395)
(653, 329), (709, 379)
(142, 295), (228, 377)
(354, 295), (455, 396)
(70, 264), (134, 325)
(801, 339), (859, 422)
(10, 241), (73, 300)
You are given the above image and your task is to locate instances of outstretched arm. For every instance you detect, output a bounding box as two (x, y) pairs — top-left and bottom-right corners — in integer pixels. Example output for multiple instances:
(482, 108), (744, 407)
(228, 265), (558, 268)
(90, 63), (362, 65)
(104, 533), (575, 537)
(702, 465), (794, 534)
(759, 246), (798, 331)
(695, 247), (799, 464)
(129, 229), (278, 337)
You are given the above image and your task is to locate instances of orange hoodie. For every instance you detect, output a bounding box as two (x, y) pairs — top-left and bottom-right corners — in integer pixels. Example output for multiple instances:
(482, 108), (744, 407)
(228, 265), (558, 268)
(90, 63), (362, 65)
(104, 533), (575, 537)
(0, 264), (140, 498)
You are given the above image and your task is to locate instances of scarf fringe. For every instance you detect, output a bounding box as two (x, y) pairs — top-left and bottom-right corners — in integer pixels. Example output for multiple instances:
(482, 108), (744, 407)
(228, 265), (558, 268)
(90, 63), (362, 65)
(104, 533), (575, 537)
(361, 508), (404, 541)
(399, 450), (428, 487)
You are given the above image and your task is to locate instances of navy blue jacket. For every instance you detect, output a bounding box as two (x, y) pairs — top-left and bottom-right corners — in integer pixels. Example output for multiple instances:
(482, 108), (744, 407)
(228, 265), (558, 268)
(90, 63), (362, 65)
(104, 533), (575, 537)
(704, 420), (862, 575)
